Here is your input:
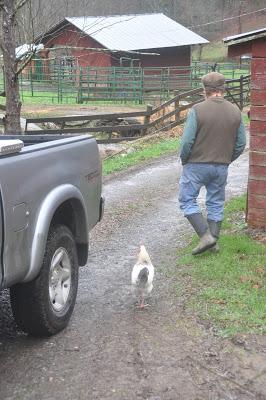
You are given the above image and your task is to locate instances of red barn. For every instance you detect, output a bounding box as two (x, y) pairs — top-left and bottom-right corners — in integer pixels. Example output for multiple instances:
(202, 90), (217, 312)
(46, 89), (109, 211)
(224, 28), (266, 228)
(36, 13), (208, 69)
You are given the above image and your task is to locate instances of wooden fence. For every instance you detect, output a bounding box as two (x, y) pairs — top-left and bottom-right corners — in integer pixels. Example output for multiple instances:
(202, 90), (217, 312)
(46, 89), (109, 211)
(24, 75), (250, 143)
(226, 74), (250, 110)
(23, 88), (204, 142)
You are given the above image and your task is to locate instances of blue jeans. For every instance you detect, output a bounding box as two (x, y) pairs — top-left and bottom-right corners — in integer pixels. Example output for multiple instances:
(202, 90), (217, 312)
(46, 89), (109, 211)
(178, 163), (229, 222)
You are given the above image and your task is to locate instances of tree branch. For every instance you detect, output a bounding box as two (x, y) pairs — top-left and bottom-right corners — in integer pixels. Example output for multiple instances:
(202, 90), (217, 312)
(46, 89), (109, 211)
(14, 0), (29, 15)
(15, 48), (37, 75)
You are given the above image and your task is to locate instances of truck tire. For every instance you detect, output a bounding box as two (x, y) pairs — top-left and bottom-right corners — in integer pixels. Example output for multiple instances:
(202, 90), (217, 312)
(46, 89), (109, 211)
(10, 225), (79, 337)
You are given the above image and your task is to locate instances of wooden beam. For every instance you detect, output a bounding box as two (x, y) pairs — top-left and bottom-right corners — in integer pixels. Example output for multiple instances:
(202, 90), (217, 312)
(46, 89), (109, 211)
(149, 100), (202, 128)
(151, 87), (203, 114)
(25, 124), (145, 135)
(26, 110), (148, 125)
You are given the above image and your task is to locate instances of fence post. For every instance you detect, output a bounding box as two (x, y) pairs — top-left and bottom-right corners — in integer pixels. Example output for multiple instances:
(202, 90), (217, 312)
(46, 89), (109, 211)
(30, 67), (34, 97)
(87, 66), (90, 100)
(240, 75), (244, 111)
(2, 66), (5, 94)
(140, 67), (144, 104)
(57, 64), (60, 103)
(143, 104), (153, 135)
(77, 68), (83, 103)
(19, 67), (24, 102)
(174, 90), (180, 123)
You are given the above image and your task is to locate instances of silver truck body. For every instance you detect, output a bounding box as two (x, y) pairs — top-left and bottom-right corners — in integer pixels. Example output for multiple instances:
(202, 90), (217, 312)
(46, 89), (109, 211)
(0, 135), (102, 291)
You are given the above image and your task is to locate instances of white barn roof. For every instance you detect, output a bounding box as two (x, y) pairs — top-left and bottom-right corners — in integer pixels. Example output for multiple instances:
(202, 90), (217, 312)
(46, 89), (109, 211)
(224, 27), (266, 45)
(66, 13), (208, 51)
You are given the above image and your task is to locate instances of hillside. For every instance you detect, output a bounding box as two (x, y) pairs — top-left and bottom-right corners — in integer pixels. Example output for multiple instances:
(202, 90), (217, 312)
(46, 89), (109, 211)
(16, 0), (266, 45)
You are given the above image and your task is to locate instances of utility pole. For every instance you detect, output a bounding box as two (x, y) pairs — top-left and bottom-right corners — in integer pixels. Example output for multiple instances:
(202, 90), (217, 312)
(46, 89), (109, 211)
(238, 0), (244, 34)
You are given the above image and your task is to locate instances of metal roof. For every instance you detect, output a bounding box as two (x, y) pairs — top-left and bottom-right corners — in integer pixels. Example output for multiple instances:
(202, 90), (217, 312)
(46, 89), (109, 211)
(65, 13), (208, 51)
(15, 43), (44, 59)
(224, 27), (266, 45)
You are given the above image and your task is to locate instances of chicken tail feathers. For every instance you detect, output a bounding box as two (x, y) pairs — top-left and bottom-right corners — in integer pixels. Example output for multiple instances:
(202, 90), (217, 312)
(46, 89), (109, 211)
(138, 267), (149, 285)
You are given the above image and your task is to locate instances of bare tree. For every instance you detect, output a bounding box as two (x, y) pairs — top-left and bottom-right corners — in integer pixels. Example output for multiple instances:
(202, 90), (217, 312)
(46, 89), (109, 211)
(0, 0), (67, 134)
(0, 0), (28, 133)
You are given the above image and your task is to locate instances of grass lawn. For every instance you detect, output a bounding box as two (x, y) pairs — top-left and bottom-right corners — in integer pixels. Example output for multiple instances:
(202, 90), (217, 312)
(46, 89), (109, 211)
(192, 41), (229, 62)
(176, 195), (266, 337)
(242, 113), (250, 125)
(103, 136), (180, 176)
(19, 93), (144, 108)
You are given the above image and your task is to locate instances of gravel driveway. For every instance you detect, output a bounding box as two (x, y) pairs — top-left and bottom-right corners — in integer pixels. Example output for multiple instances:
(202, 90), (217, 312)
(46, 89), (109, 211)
(0, 146), (265, 400)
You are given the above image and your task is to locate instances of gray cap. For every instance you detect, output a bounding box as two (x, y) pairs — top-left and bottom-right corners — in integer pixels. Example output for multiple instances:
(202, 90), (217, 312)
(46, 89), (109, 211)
(202, 72), (225, 90)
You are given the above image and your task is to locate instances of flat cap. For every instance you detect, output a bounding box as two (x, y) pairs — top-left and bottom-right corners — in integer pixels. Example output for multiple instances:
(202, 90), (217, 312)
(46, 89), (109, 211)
(202, 72), (225, 90)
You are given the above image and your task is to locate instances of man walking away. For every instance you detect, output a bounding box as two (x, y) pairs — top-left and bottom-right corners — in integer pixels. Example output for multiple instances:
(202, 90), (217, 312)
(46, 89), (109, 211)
(178, 72), (246, 255)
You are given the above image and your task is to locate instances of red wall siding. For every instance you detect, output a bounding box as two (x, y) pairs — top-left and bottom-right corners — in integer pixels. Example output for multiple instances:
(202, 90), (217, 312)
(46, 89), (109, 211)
(42, 24), (191, 69)
(227, 42), (252, 58)
(252, 38), (266, 58)
(111, 46), (190, 68)
(43, 25), (112, 67)
(137, 46), (190, 68)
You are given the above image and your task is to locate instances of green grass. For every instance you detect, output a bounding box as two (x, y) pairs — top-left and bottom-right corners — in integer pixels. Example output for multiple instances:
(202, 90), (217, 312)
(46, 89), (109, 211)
(192, 41), (229, 62)
(21, 94), (77, 105)
(19, 93), (144, 107)
(242, 114), (250, 125)
(103, 137), (179, 175)
(177, 195), (266, 337)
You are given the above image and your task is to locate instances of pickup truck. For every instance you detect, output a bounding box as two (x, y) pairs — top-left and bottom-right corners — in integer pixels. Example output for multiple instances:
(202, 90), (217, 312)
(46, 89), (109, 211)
(0, 134), (104, 337)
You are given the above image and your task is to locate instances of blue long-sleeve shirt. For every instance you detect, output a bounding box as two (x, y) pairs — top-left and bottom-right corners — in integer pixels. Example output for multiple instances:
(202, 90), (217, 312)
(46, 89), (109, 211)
(180, 108), (246, 165)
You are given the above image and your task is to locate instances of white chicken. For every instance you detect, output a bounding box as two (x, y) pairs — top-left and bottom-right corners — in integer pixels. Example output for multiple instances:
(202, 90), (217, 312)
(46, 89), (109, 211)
(131, 245), (154, 309)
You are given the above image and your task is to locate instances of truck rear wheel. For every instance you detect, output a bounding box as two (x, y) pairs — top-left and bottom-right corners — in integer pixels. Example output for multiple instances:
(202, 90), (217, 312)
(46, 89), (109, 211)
(10, 225), (79, 337)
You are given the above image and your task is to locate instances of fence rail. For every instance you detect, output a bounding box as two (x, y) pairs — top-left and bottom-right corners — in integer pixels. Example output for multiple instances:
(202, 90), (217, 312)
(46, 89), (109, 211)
(24, 75), (250, 143)
(226, 74), (250, 110)
(24, 87), (203, 139)
(0, 61), (250, 105)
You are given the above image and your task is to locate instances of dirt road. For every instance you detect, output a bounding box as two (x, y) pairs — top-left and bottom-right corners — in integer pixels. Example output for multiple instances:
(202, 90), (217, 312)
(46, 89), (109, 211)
(0, 148), (265, 400)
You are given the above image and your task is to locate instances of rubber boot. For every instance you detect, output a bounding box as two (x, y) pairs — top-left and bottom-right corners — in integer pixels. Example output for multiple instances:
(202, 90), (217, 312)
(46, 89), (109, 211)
(186, 213), (216, 255)
(208, 220), (222, 253)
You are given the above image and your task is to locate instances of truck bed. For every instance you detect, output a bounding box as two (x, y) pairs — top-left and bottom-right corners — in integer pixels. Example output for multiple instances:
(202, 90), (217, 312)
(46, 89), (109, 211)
(0, 134), (93, 147)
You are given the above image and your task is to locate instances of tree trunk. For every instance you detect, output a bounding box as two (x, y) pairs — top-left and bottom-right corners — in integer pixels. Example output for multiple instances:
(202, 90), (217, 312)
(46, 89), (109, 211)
(1, 0), (22, 134)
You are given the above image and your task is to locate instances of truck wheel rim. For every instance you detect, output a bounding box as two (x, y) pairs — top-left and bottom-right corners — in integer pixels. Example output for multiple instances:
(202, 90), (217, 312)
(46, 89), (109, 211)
(49, 247), (72, 312)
